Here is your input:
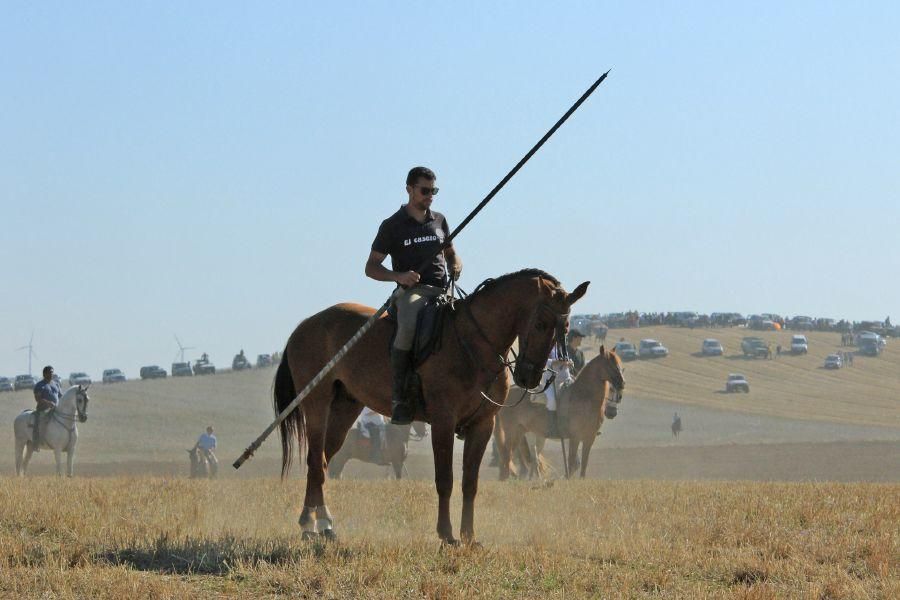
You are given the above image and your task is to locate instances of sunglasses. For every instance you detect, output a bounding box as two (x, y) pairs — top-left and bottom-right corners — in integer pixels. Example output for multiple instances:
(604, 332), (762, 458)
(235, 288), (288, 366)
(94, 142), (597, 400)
(416, 186), (439, 196)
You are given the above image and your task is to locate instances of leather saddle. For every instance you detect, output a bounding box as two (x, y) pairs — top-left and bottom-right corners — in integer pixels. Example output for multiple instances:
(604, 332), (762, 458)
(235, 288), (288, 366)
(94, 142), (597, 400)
(386, 293), (452, 369)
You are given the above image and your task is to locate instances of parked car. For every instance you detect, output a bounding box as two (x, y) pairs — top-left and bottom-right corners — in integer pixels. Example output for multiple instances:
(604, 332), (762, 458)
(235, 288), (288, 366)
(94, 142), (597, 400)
(232, 352), (252, 371)
(701, 339), (724, 356)
(855, 331), (885, 349)
(0, 377), (13, 392)
(257, 353), (273, 368)
(858, 338), (883, 357)
(172, 362), (193, 377)
(102, 369), (126, 383)
(725, 373), (750, 393)
(139, 365), (167, 380)
(790, 335), (809, 354)
(14, 374), (37, 390)
(613, 341), (638, 361)
(193, 354), (216, 375)
(68, 372), (92, 386)
(824, 354), (843, 369)
(741, 337), (769, 358)
(790, 316), (815, 330)
(638, 339), (669, 358)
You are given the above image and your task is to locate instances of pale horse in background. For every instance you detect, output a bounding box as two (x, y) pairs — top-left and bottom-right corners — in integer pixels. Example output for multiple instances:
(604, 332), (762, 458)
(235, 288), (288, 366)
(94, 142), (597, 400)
(13, 385), (90, 477)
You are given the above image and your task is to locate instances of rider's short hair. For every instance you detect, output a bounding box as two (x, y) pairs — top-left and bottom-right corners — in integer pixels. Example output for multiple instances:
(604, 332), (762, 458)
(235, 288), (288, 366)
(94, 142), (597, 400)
(42, 365), (53, 374)
(406, 166), (435, 186)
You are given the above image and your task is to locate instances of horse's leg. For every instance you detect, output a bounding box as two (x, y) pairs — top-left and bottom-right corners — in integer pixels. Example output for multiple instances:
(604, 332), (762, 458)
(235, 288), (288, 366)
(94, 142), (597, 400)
(53, 447), (63, 477)
(392, 459), (403, 479)
(580, 436), (595, 479)
(525, 435), (541, 480)
(21, 443), (34, 476)
(495, 417), (513, 481)
(567, 438), (579, 480)
(14, 439), (25, 476)
(66, 446), (75, 477)
(460, 415), (493, 544)
(431, 413), (456, 544)
(535, 435), (548, 479)
(323, 387), (363, 467)
(301, 386), (336, 540)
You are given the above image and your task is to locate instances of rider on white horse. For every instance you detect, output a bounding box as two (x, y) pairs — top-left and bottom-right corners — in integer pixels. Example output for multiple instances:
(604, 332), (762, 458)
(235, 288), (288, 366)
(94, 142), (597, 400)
(32, 365), (62, 451)
(193, 425), (218, 475)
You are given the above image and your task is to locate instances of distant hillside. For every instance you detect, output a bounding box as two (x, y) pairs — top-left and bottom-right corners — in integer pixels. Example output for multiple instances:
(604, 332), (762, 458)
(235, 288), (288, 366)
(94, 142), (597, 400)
(2, 325), (898, 476)
(593, 326), (900, 428)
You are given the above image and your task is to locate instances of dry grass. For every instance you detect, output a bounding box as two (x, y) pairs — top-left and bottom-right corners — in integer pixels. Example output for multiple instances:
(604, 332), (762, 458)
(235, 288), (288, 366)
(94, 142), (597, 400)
(2, 325), (898, 597)
(0, 477), (897, 598)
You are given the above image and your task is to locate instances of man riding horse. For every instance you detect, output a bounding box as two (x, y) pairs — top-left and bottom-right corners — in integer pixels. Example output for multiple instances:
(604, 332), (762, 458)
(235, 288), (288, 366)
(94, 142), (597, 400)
(364, 166), (462, 425)
(32, 365), (62, 451)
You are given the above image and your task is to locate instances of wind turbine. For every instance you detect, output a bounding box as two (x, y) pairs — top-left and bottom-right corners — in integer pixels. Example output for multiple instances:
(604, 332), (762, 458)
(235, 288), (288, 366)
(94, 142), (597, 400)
(174, 334), (196, 363)
(16, 331), (38, 376)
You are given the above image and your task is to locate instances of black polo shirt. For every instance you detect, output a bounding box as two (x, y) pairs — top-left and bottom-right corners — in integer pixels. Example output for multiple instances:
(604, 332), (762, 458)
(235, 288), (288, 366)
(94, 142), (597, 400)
(372, 205), (451, 288)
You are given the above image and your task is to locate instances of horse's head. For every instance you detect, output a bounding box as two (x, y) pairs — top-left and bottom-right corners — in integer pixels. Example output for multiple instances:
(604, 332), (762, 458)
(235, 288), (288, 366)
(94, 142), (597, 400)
(75, 385), (90, 422)
(594, 345), (625, 419)
(514, 278), (590, 389)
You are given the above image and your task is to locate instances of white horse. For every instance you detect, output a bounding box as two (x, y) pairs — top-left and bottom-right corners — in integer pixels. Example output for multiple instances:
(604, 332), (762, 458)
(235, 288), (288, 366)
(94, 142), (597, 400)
(13, 385), (90, 477)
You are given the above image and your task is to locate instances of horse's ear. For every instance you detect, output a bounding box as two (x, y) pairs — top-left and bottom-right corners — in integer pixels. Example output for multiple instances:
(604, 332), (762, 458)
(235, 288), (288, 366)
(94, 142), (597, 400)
(599, 344), (606, 355)
(566, 281), (590, 306)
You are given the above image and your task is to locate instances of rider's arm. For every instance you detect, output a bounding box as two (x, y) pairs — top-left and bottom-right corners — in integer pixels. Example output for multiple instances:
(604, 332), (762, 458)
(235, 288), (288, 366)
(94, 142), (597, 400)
(444, 244), (462, 281)
(365, 250), (419, 287)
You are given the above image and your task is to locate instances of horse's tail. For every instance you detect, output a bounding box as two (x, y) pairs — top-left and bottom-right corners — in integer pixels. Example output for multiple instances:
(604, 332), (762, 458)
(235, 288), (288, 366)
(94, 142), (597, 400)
(273, 352), (303, 479)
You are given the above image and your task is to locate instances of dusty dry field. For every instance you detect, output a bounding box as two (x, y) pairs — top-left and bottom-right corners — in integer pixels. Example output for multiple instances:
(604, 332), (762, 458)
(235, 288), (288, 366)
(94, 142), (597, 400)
(2, 326), (898, 597)
(1, 478), (897, 599)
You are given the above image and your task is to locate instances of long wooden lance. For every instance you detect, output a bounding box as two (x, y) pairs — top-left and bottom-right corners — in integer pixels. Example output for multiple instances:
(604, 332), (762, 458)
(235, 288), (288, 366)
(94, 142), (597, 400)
(233, 69), (611, 470)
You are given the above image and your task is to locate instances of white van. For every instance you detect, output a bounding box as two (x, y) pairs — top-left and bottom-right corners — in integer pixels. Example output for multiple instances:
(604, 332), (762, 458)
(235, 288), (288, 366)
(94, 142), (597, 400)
(790, 335), (808, 354)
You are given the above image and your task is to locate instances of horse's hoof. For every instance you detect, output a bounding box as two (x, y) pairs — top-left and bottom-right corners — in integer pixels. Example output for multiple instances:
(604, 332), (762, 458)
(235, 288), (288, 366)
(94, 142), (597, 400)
(463, 539), (483, 549)
(301, 531), (319, 541)
(320, 529), (338, 542)
(440, 537), (460, 547)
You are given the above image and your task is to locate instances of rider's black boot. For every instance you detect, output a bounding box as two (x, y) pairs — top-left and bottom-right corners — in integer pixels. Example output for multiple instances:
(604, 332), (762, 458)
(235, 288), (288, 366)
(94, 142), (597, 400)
(390, 349), (414, 425)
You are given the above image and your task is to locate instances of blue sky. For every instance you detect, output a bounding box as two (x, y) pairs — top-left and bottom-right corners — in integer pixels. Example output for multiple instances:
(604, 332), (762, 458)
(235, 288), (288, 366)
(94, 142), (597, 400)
(2, 2), (898, 378)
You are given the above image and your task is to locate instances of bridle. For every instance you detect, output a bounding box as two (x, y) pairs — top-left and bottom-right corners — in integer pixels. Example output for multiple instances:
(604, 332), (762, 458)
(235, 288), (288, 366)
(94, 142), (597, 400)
(514, 301), (570, 389)
(54, 387), (89, 425)
(449, 280), (569, 396)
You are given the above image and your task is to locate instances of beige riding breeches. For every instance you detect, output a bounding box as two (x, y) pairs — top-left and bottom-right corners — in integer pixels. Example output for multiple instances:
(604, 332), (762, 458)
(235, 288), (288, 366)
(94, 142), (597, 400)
(392, 284), (443, 351)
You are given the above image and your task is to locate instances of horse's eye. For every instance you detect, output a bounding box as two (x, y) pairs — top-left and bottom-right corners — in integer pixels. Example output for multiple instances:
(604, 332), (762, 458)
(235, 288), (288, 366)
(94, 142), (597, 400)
(535, 321), (547, 332)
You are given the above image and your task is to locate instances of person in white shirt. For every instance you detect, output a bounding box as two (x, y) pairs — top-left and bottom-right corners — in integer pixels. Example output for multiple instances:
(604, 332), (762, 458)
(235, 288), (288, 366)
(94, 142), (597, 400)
(357, 407), (386, 463)
(543, 345), (574, 439)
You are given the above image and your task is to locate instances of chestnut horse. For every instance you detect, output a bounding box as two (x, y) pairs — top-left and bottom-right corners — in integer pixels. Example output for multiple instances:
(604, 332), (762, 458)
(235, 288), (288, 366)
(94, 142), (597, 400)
(275, 269), (588, 544)
(496, 346), (625, 479)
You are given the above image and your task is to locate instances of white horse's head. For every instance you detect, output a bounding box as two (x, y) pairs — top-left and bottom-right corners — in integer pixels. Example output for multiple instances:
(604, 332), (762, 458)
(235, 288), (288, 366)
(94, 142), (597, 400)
(59, 385), (91, 423)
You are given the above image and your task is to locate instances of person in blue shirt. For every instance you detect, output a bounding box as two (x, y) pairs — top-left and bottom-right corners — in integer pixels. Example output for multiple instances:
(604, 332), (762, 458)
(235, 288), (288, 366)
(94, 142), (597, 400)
(193, 425), (218, 475)
(32, 365), (62, 450)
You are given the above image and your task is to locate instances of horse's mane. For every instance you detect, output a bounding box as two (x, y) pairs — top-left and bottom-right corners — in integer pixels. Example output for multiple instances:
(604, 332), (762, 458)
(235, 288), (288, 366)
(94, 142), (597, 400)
(465, 268), (560, 301)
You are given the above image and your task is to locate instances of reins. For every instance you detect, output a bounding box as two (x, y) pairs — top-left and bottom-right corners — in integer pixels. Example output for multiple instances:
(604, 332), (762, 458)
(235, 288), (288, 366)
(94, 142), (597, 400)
(448, 282), (560, 410)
